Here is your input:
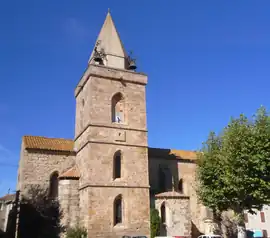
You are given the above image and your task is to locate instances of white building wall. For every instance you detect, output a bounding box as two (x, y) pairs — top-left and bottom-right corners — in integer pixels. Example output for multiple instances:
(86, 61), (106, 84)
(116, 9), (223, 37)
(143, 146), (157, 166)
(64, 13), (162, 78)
(245, 205), (270, 237)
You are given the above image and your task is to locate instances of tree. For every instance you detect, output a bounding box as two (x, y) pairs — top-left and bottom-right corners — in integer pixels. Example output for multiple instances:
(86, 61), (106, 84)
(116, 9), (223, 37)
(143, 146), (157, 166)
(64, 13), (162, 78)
(18, 185), (64, 238)
(66, 225), (87, 238)
(196, 107), (270, 229)
(150, 208), (161, 238)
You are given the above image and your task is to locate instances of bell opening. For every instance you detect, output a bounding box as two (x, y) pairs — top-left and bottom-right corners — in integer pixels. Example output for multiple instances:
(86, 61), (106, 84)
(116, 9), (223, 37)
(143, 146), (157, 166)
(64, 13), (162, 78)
(128, 64), (137, 70)
(92, 42), (106, 65)
(127, 51), (137, 71)
(94, 56), (103, 63)
(128, 59), (137, 70)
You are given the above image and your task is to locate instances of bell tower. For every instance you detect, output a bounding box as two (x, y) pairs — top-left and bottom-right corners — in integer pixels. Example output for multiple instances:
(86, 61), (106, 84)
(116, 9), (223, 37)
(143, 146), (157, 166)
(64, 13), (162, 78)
(74, 12), (150, 237)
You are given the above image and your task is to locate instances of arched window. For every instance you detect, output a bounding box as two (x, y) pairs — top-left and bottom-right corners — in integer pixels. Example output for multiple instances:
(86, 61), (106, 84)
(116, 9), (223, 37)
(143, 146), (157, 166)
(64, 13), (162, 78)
(178, 179), (183, 193)
(113, 151), (121, 179)
(161, 202), (166, 224)
(49, 171), (59, 199)
(114, 195), (122, 225)
(112, 93), (124, 123)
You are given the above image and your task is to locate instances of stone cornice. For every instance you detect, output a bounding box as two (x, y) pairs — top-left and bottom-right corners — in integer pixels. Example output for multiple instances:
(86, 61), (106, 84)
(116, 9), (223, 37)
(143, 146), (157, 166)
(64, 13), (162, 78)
(75, 64), (148, 97)
(25, 148), (76, 156)
(74, 123), (147, 142)
(79, 183), (150, 190)
(75, 140), (148, 154)
(155, 191), (190, 199)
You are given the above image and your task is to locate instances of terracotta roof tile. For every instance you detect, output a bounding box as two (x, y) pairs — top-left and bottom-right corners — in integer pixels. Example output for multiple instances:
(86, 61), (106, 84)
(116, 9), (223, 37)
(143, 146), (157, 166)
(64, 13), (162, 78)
(59, 166), (80, 179)
(0, 193), (16, 201)
(23, 136), (74, 152)
(148, 147), (197, 161)
(155, 191), (189, 199)
(22, 136), (196, 161)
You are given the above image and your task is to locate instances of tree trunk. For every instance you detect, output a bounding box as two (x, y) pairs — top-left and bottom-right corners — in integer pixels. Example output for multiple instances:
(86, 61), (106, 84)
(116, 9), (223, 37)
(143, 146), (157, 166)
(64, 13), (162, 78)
(234, 209), (246, 238)
(213, 210), (222, 235)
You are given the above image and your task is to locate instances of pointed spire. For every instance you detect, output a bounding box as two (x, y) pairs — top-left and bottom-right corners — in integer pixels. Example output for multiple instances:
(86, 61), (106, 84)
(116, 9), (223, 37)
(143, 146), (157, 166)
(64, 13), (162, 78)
(89, 11), (128, 69)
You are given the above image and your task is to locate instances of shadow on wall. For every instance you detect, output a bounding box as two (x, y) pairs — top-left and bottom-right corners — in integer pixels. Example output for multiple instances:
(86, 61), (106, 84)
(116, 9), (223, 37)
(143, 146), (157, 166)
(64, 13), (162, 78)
(192, 221), (203, 238)
(148, 148), (201, 238)
(160, 224), (167, 237)
(149, 148), (180, 195)
(5, 206), (17, 238)
(17, 185), (64, 238)
(0, 229), (5, 238)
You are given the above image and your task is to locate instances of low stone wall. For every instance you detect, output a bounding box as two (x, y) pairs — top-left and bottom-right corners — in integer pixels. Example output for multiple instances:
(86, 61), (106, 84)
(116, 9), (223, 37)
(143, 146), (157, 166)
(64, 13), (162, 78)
(58, 179), (79, 228)
(155, 194), (191, 237)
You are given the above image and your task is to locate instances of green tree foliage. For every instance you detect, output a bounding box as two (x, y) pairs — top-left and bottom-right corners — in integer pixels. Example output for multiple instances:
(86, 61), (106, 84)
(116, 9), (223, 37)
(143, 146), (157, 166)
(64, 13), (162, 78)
(66, 226), (87, 238)
(18, 185), (64, 238)
(150, 208), (161, 238)
(196, 107), (270, 225)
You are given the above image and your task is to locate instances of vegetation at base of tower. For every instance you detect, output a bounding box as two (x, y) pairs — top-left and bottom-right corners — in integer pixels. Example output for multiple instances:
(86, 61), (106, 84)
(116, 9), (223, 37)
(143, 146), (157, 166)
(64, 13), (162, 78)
(196, 106), (270, 226)
(150, 208), (161, 238)
(66, 225), (87, 238)
(18, 185), (64, 238)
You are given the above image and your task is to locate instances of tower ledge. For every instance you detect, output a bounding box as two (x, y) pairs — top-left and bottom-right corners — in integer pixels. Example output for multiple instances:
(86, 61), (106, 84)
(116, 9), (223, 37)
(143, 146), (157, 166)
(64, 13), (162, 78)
(75, 64), (148, 98)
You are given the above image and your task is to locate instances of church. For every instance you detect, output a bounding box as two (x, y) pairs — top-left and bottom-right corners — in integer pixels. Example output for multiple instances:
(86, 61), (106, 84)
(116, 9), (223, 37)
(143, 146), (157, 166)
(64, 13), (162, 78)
(17, 12), (209, 238)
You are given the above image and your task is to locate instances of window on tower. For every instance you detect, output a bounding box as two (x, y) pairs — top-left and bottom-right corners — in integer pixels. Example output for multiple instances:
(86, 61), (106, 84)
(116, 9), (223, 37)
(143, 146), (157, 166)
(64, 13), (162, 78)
(114, 195), (122, 225)
(113, 151), (121, 179)
(112, 93), (124, 123)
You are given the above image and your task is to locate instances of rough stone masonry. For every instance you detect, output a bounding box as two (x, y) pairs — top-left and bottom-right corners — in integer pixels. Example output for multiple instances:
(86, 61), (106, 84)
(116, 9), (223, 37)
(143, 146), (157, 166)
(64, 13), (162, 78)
(17, 12), (210, 238)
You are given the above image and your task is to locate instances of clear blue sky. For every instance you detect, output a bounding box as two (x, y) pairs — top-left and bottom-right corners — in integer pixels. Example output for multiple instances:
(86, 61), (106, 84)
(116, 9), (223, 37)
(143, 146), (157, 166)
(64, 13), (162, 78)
(0, 0), (270, 196)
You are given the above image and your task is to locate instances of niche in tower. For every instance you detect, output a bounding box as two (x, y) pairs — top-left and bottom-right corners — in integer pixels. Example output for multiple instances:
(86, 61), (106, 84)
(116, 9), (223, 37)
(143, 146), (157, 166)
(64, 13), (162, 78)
(112, 92), (125, 123)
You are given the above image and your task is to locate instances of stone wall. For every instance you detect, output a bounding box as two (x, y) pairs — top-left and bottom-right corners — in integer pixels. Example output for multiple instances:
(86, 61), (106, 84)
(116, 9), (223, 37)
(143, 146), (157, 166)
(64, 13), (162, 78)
(84, 186), (150, 238)
(74, 65), (148, 139)
(77, 144), (149, 187)
(58, 179), (80, 228)
(149, 156), (206, 237)
(76, 135), (150, 237)
(18, 142), (75, 193)
(75, 65), (150, 237)
(17, 139), (27, 191)
(155, 195), (191, 237)
(17, 142), (77, 235)
(179, 161), (205, 236)
(78, 188), (89, 229)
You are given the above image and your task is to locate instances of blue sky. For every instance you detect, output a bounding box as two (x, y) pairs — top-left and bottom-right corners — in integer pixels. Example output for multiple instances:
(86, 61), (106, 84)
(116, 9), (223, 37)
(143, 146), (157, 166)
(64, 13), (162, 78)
(0, 0), (270, 196)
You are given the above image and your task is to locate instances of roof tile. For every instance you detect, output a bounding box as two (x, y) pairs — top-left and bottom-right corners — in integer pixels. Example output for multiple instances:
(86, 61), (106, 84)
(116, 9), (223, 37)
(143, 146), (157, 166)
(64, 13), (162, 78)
(59, 166), (80, 179)
(148, 147), (197, 161)
(23, 136), (74, 152)
(0, 194), (16, 201)
(22, 136), (197, 161)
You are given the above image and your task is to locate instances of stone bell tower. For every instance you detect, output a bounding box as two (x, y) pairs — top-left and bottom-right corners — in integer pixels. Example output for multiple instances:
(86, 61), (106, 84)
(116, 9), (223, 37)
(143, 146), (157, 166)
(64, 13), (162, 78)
(74, 11), (150, 237)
